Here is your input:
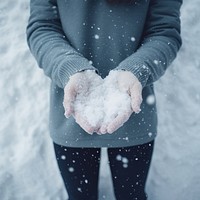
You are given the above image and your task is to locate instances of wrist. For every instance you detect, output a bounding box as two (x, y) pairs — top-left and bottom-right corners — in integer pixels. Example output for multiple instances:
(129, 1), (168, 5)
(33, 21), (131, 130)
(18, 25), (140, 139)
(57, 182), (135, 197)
(114, 63), (150, 88)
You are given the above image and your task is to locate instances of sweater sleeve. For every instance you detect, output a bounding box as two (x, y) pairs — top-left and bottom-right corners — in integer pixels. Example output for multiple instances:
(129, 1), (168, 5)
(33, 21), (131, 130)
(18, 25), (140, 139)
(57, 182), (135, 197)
(115, 0), (182, 88)
(26, 0), (96, 88)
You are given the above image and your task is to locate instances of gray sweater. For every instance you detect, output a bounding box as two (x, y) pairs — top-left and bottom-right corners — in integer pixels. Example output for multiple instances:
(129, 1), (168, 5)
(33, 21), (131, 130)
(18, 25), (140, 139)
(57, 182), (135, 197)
(27, 0), (182, 148)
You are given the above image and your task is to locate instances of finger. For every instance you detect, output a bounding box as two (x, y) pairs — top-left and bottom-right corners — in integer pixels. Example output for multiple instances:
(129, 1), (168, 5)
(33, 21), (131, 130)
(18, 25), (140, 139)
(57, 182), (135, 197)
(129, 84), (142, 113)
(99, 123), (108, 134)
(74, 113), (96, 134)
(95, 126), (104, 135)
(63, 84), (76, 117)
(95, 128), (102, 135)
(107, 112), (132, 134)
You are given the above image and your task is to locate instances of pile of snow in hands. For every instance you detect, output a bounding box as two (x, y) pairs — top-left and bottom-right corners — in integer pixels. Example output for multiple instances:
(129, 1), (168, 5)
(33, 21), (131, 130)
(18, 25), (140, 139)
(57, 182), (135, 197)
(72, 71), (132, 132)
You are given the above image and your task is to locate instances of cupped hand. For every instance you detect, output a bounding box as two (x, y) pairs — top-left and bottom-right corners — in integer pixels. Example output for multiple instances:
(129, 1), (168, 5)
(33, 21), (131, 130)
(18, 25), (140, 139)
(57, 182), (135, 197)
(101, 70), (143, 134)
(63, 70), (101, 134)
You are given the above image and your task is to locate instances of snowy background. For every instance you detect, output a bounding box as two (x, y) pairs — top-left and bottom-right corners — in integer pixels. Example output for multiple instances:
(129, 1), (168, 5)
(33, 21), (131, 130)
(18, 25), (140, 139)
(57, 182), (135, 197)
(1, 1), (200, 200)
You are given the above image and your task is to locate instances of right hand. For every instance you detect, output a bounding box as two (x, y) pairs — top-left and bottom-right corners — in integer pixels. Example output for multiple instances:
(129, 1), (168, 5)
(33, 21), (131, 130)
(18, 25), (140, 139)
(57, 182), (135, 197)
(63, 70), (100, 134)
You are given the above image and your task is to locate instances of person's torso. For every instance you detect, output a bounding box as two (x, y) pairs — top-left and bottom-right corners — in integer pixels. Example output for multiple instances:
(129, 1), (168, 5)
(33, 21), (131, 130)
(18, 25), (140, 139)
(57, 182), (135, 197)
(49, 0), (157, 148)
(56, 0), (150, 77)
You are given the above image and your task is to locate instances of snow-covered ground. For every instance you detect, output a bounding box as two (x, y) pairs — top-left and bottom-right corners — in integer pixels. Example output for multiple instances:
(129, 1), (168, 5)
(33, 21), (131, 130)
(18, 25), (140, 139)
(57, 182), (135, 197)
(1, 1), (200, 200)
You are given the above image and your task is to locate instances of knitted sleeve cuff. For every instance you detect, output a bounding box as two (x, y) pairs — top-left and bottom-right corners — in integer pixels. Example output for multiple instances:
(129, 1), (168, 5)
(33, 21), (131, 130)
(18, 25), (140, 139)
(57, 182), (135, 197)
(115, 59), (151, 88)
(57, 57), (97, 88)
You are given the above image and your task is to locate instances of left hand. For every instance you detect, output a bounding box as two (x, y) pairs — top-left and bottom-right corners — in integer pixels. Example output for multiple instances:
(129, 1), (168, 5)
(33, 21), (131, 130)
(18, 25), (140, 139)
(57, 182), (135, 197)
(100, 70), (143, 134)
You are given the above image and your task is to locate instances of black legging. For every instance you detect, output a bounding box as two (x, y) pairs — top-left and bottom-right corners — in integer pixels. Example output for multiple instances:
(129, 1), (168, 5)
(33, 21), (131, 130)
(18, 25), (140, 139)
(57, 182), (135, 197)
(53, 141), (154, 200)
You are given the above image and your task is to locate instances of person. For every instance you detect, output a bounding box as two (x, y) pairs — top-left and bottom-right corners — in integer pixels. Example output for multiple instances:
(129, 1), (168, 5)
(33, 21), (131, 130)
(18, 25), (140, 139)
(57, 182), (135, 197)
(26, 0), (182, 199)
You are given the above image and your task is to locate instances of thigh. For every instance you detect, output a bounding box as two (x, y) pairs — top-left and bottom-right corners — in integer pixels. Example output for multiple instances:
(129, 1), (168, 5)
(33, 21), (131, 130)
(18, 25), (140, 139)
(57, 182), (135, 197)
(53, 142), (101, 200)
(107, 141), (154, 200)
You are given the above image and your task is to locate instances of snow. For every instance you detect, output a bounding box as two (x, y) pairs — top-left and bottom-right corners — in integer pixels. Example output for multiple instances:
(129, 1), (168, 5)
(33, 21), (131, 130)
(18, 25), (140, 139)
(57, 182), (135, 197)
(116, 154), (122, 161)
(68, 167), (74, 173)
(131, 37), (136, 42)
(73, 70), (131, 130)
(94, 34), (100, 39)
(1, 1), (200, 200)
(146, 94), (156, 105)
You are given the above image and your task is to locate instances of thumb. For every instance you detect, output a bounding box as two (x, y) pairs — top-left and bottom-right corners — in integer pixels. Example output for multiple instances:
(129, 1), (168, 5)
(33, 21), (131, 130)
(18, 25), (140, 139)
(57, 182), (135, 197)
(129, 83), (143, 113)
(63, 83), (76, 117)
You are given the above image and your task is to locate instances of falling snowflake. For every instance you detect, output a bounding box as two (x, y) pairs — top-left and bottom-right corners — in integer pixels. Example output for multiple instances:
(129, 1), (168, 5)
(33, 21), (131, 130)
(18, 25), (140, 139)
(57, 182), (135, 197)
(68, 167), (74, 172)
(148, 132), (153, 137)
(122, 157), (129, 164)
(153, 60), (159, 65)
(131, 37), (136, 42)
(146, 95), (155, 105)
(94, 34), (100, 39)
(85, 179), (88, 184)
(88, 60), (93, 65)
(116, 154), (122, 161)
(61, 155), (66, 160)
(123, 163), (128, 168)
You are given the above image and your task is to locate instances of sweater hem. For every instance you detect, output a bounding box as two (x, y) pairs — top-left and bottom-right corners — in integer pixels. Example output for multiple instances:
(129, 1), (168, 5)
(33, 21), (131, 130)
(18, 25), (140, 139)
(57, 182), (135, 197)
(50, 134), (156, 148)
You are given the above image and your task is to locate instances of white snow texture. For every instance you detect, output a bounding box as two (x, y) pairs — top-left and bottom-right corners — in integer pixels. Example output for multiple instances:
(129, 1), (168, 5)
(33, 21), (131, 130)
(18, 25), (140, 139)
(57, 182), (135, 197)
(73, 70), (131, 128)
(1, 1), (200, 200)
